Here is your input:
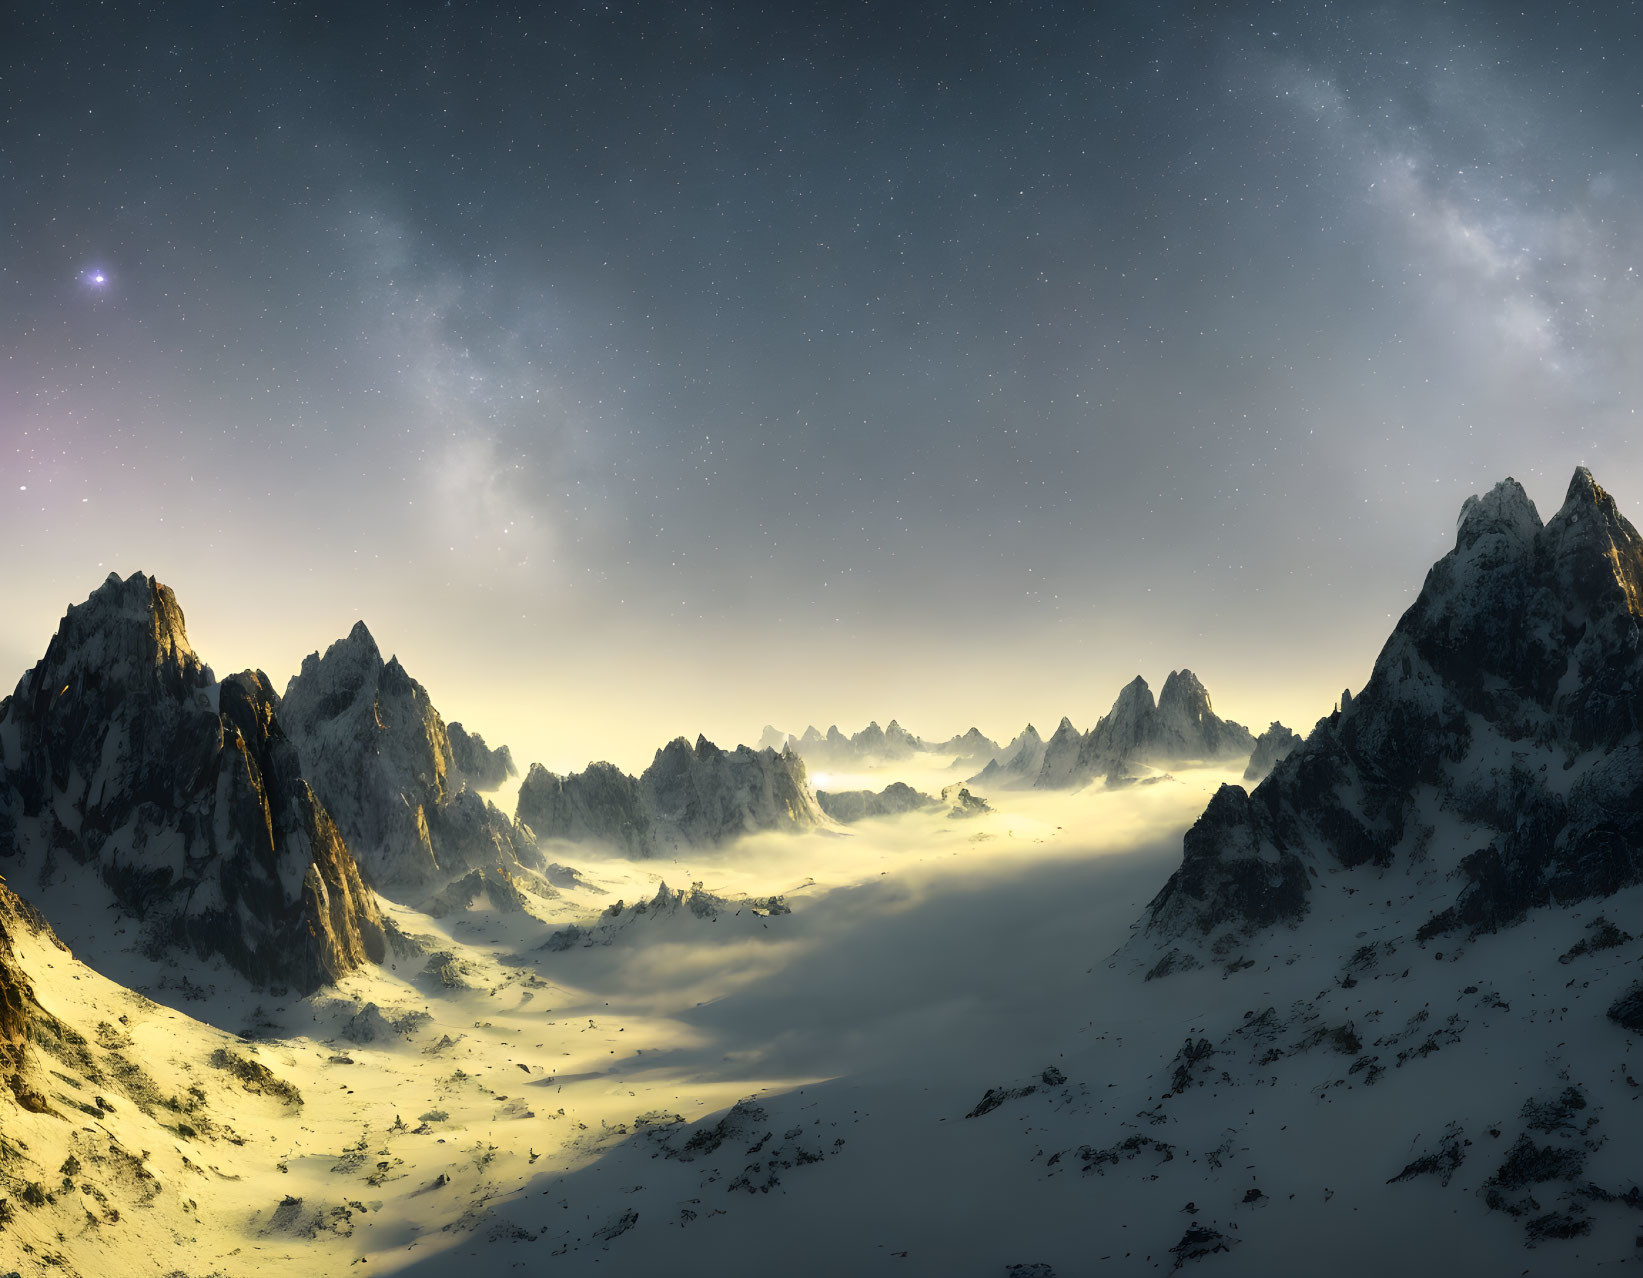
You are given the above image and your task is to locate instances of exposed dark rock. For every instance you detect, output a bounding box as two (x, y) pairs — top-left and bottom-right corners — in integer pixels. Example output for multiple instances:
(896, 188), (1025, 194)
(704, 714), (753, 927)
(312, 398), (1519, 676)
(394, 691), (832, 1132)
(1387, 1122), (1468, 1187)
(1169, 1223), (1235, 1269)
(942, 785), (992, 820)
(0, 885), (46, 1072)
(0, 573), (384, 992)
(1558, 916), (1633, 965)
(1607, 983), (1643, 1035)
(1520, 1086), (1589, 1134)
(1145, 785), (1311, 942)
(1141, 470), (1643, 957)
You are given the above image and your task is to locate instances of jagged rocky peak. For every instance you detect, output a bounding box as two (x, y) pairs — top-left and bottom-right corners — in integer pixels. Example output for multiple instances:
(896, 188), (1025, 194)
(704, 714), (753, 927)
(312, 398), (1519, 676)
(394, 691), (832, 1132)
(1034, 716), (1085, 788)
(1036, 670), (1254, 790)
(757, 724), (791, 751)
(519, 735), (828, 858)
(1142, 467), (1643, 960)
(1157, 670), (1211, 727)
(1243, 721), (1301, 783)
(1454, 475), (1541, 551)
(281, 622), (536, 895)
(884, 719), (920, 751)
(0, 574), (385, 992)
(968, 723), (1046, 786)
(517, 761), (651, 857)
(7, 571), (210, 713)
(447, 721), (517, 791)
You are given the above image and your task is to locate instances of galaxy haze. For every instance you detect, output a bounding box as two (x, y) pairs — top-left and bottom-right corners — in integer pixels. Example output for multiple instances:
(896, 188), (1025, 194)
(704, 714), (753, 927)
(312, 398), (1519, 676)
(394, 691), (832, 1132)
(5, 1), (1641, 770)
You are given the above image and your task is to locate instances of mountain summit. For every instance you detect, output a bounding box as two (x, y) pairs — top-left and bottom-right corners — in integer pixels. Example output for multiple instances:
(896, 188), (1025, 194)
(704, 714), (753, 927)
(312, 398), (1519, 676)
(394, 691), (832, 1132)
(1144, 467), (1643, 956)
(280, 622), (537, 895)
(1032, 670), (1255, 789)
(0, 573), (384, 991)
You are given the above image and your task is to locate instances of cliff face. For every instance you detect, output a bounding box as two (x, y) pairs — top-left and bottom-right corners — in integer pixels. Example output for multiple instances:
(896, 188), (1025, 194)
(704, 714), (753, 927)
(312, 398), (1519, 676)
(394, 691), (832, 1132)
(1143, 469), (1643, 956)
(280, 623), (536, 894)
(518, 737), (829, 856)
(447, 722), (517, 791)
(0, 884), (38, 1072)
(1243, 721), (1301, 782)
(0, 573), (384, 993)
(516, 761), (652, 857)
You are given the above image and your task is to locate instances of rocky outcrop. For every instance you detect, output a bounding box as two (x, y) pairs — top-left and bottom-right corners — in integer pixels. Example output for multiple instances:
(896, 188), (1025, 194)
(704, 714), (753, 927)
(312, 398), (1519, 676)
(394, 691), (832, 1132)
(517, 761), (651, 857)
(816, 781), (939, 823)
(1035, 672), (1255, 789)
(0, 884), (41, 1071)
(0, 573), (385, 992)
(942, 785), (992, 819)
(519, 737), (830, 857)
(446, 722), (516, 791)
(280, 622), (536, 894)
(644, 736), (829, 849)
(1143, 469), (1643, 955)
(1243, 722), (1301, 782)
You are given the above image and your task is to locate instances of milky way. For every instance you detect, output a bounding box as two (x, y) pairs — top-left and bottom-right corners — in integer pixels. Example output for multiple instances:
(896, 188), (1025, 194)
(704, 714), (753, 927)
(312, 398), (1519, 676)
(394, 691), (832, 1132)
(4, 2), (1641, 770)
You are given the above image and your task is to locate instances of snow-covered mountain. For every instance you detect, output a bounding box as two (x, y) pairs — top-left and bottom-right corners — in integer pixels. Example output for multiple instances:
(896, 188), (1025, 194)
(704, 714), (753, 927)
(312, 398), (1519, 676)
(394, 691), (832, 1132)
(280, 621), (537, 894)
(1144, 468), (1643, 956)
(1032, 670), (1256, 789)
(1015, 467), (1643, 1257)
(517, 735), (830, 856)
(1243, 719), (1302, 782)
(969, 722), (1047, 785)
(0, 572), (384, 992)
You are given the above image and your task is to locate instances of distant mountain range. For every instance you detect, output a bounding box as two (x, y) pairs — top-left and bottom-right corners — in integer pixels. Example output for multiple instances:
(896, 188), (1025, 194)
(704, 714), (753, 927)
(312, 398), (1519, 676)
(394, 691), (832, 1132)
(516, 736), (829, 857)
(759, 719), (1003, 770)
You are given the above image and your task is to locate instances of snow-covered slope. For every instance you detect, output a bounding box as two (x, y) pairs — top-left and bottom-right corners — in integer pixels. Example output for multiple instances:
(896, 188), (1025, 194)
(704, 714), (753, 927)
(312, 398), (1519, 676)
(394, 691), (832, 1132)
(280, 622), (536, 895)
(0, 572), (384, 992)
(1030, 467), (1643, 1262)
(518, 735), (831, 857)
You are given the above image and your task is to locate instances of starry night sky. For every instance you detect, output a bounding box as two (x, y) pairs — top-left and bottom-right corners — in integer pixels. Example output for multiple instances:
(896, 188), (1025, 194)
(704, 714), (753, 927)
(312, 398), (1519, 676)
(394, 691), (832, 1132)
(5, 2), (1643, 771)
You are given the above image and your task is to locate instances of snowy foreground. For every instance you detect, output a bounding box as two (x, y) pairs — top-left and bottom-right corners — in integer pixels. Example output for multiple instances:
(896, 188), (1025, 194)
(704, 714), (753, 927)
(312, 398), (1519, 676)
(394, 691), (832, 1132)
(4, 758), (1636, 1277)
